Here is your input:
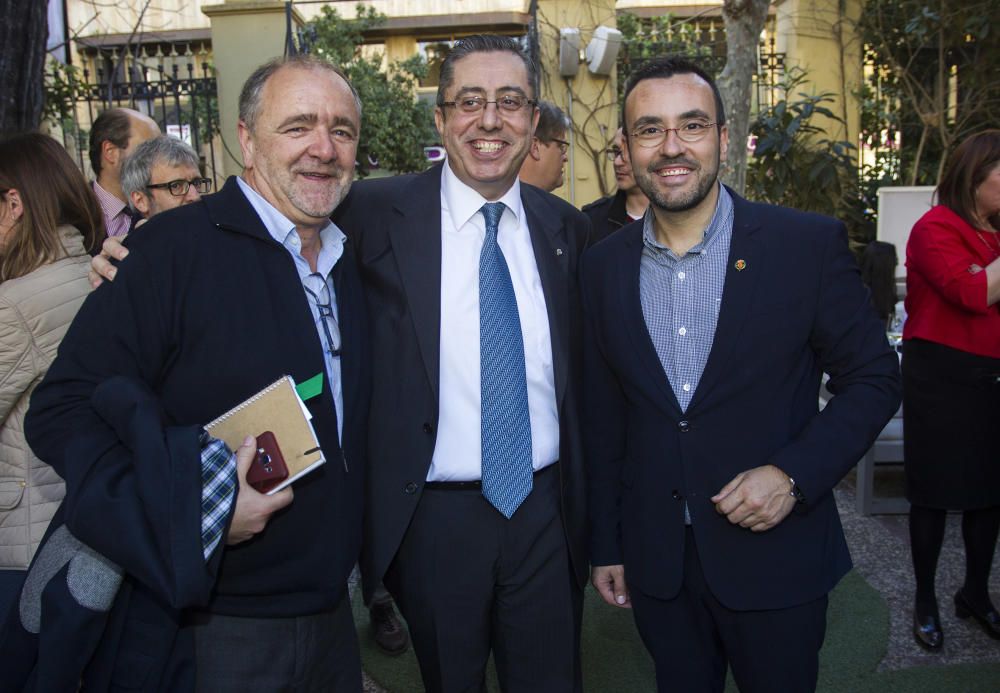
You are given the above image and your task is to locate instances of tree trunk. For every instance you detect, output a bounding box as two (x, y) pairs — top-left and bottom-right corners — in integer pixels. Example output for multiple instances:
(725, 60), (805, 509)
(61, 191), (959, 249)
(717, 0), (771, 195)
(0, 0), (48, 135)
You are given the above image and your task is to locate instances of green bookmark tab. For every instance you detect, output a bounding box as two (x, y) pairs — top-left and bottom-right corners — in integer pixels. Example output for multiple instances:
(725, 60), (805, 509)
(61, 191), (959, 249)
(296, 372), (323, 401)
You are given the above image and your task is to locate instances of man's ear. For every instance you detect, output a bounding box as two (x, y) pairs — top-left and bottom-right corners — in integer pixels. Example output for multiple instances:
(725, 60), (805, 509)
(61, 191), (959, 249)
(237, 120), (254, 169)
(130, 190), (151, 218)
(528, 137), (543, 161)
(101, 139), (121, 171)
(433, 106), (445, 140)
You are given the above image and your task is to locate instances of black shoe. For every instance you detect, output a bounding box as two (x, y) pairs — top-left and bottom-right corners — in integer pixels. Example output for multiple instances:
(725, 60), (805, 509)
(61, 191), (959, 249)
(369, 599), (410, 655)
(913, 602), (943, 651)
(954, 589), (1000, 640)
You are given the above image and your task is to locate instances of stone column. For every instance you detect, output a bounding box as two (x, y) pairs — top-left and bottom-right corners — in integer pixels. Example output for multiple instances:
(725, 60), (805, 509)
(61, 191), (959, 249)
(202, 0), (305, 177)
(774, 0), (863, 147)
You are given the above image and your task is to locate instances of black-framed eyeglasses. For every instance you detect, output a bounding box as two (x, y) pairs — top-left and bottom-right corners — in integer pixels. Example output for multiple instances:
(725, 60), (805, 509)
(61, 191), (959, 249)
(439, 94), (537, 114)
(146, 177), (212, 196)
(629, 121), (718, 148)
(605, 147), (624, 161)
(549, 138), (570, 154)
(303, 274), (341, 358)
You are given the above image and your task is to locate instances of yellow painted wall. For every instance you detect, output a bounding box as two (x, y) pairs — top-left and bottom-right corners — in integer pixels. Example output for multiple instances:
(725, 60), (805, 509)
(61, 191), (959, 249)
(536, 0), (620, 206)
(775, 0), (863, 147)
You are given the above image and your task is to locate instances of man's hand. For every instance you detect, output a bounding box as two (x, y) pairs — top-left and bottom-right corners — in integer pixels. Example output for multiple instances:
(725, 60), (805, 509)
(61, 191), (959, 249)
(711, 464), (797, 532)
(592, 564), (631, 609)
(89, 235), (129, 288)
(226, 436), (294, 545)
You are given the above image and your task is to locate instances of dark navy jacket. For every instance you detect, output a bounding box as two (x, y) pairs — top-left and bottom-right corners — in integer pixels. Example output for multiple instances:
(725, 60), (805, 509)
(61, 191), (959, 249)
(582, 190), (901, 611)
(18, 177), (370, 689)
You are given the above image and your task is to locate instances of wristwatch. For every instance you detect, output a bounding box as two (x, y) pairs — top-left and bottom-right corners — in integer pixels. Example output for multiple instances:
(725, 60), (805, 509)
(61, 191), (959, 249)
(788, 476), (806, 504)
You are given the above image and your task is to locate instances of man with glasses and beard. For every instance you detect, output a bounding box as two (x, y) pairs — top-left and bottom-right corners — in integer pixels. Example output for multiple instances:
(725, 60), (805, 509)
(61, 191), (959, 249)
(581, 56), (901, 692)
(120, 136), (211, 221)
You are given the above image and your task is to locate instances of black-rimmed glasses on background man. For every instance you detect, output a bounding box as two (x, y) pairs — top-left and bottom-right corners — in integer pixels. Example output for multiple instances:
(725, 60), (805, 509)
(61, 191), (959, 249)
(146, 178), (212, 197)
(605, 147), (624, 161)
(550, 138), (570, 154)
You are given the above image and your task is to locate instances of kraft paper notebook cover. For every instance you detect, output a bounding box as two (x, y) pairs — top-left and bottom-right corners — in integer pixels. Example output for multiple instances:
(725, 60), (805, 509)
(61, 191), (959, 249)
(205, 375), (325, 494)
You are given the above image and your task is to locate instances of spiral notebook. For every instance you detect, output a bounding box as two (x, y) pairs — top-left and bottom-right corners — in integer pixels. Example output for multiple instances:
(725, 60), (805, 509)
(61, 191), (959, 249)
(205, 375), (325, 494)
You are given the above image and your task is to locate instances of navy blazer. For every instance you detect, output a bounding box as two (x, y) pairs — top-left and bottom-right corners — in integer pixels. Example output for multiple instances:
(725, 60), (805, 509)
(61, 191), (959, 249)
(334, 164), (591, 600)
(581, 189), (901, 611)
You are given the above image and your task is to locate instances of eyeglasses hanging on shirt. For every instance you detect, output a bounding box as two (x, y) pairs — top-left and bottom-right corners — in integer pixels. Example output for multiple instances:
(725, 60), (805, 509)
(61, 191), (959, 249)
(302, 273), (341, 358)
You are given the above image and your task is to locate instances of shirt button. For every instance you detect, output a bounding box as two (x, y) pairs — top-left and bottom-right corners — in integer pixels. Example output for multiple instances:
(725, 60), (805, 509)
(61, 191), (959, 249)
(404, 482), (418, 494)
(678, 327), (687, 336)
(672, 490), (683, 500)
(678, 271), (686, 280)
(422, 422), (434, 434)
(678, 420), (690, 433)
(682, 383), (691, 392)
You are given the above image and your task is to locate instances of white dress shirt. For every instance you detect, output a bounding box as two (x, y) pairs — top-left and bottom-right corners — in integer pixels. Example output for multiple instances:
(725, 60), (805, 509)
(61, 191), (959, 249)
(428, 163), (560, 481)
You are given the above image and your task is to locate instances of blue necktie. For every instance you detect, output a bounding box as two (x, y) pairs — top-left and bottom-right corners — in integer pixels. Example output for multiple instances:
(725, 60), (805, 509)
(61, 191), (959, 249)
(479, 202), (533, 519)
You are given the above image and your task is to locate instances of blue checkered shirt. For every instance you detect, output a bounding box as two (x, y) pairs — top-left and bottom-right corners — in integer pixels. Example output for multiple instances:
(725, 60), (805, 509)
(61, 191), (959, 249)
(640, 185), (733, 525)
(639, 184), (734, 412)
(200, 435), (237, 560)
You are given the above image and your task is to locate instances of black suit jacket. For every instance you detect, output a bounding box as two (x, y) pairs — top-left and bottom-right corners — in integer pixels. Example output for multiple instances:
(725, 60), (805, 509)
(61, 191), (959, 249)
(581, 190), (901, 611)
(334, 164), (590, 601)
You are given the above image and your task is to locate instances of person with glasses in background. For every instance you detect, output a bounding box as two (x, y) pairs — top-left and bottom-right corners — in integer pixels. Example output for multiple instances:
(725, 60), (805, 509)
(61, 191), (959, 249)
(583, 127), (649, 243)
(121, 135), (211, 223)
(518, 100), (571, 193)
(334, 34), (591, 693)
(582, 56), (900, 692)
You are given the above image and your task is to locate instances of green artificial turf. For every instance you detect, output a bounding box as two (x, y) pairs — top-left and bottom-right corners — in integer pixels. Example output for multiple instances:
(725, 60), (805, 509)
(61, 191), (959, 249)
(353, 570), (1000, 692)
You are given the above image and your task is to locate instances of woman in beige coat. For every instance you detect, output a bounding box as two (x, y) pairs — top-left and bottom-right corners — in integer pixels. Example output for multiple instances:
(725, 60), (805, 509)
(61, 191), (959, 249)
(0, 132), (103, 614)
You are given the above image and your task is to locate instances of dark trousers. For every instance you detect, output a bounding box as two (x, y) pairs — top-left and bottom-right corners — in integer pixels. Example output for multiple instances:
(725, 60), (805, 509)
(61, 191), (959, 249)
(630, 528), (828, 693)
(384, 465), (579, 693)
(188, 594), (361, 692)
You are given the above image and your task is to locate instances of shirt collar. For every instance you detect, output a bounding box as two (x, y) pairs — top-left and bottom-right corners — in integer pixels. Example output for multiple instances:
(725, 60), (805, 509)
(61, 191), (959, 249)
(92, 180), (128, 217)
(642, 182), (732, 255)
(236, 176), (346, 277)
(440, 160), (524, 231)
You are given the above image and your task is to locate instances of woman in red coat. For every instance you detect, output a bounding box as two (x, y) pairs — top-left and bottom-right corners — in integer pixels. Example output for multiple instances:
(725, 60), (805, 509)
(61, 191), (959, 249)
(903, 130), (1000, 650)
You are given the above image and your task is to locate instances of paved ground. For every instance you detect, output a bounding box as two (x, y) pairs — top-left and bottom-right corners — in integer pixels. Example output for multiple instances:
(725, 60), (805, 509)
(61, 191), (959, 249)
(360, 468), (1000, 691)
(837, 468), (1000, 671)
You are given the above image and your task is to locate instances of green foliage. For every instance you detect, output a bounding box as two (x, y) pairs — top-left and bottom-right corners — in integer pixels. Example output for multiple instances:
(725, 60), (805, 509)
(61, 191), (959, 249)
(309, 4), (435, 177)
(43, 61), (86, 124)
(747, 69), (873, 245)
(859, 0), (1000, 185)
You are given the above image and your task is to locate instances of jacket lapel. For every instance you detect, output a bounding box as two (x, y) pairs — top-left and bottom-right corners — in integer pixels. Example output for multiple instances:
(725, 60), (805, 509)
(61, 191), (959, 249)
(388, 167), (444, 399)
(688, 190), (762, 412)
(522, 187), (569, 411)
(618, 222), (683, 416)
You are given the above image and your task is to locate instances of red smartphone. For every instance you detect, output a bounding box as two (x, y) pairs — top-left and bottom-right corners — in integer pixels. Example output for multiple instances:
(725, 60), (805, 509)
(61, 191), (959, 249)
(246, 431), (289, 494)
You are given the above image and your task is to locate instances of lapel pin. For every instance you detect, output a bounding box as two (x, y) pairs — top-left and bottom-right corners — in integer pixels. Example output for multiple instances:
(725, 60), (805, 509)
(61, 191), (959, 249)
(555, 248), (564, 256)
(735, 259), (747, 271)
